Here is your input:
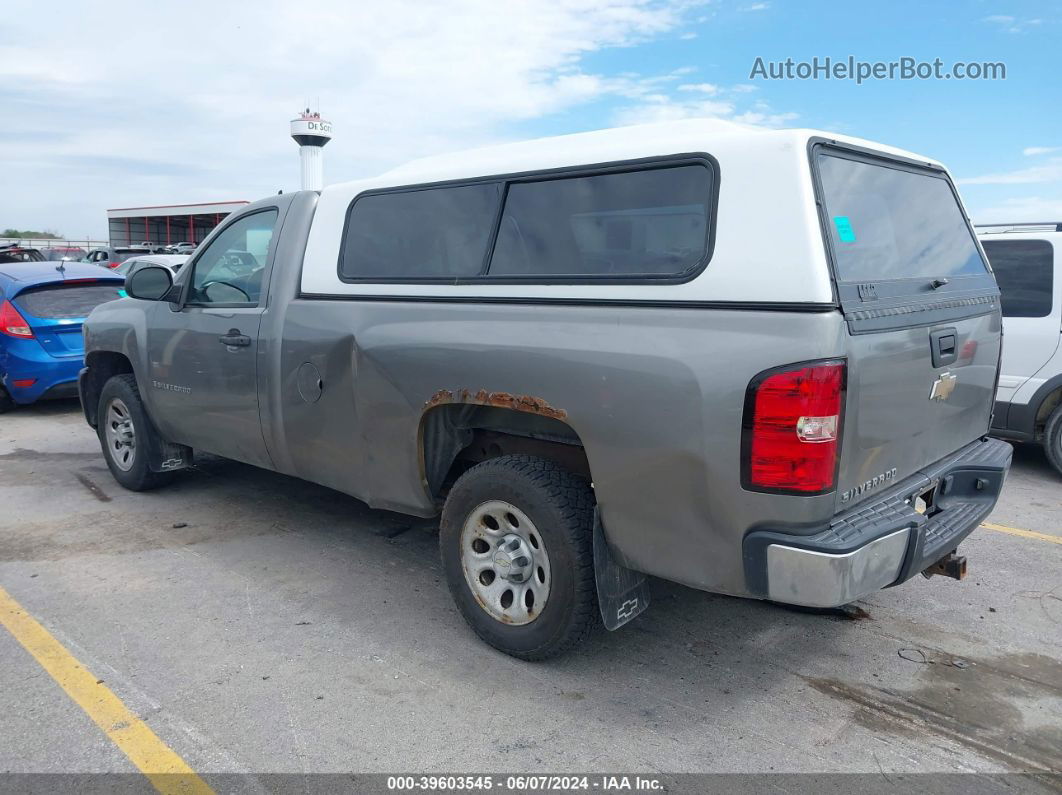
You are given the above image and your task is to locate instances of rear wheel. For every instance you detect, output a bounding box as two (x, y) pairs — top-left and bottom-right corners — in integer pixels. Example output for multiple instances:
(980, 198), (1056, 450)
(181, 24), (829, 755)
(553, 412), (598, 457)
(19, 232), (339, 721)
(440, 455), (598, 660)
(1043, 404), (1062, 477)
(97, 374), (174, 491)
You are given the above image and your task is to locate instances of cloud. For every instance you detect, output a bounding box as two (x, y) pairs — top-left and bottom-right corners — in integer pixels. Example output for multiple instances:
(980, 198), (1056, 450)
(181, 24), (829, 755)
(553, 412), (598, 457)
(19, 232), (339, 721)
(1024, 146), (1060, 156)
(9, 0), (789, 236)
(971, 196), (1062, 223)
(958, 158), (1062, 185)
(741, 2), (770, 10)
(982, 14), (1043, 33)
(612, 97), (737, 125)
(611, 91), (795, 127)
(678, 83), (720, 94)
(582, 66), (793, 129)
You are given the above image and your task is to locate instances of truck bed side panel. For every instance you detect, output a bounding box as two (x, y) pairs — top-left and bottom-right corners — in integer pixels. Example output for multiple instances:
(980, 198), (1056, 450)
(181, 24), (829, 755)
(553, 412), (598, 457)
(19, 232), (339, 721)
(271, 299), (846, 597)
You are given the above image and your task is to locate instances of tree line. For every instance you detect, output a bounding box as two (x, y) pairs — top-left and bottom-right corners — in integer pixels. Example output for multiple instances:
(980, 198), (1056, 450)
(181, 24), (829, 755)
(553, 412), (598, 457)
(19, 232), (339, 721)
(2, 229), (63, 239)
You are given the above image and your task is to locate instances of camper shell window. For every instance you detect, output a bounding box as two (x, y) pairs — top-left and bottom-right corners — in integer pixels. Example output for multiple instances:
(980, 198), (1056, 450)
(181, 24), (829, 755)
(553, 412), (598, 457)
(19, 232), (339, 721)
(338, 158), (716, 284)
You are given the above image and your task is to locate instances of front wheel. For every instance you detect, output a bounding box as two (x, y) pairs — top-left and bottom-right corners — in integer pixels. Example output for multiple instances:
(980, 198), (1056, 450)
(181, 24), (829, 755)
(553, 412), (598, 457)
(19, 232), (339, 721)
(439, 455), (598, 660)
(96, 374), (174, 491)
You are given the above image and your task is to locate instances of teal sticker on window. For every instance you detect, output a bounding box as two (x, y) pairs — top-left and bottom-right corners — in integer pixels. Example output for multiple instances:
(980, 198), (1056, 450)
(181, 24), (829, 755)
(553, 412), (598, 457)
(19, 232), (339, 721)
(833, 215), (856, 243)
(117, 289), (127, 298)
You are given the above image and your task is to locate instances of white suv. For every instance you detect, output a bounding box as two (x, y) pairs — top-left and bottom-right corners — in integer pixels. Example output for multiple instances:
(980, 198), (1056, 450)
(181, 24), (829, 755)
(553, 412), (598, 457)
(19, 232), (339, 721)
(978, 223), (1062, 474)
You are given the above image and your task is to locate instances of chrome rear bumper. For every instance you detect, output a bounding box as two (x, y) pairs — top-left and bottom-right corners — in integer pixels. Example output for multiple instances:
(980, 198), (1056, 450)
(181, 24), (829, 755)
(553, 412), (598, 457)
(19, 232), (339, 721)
(765, 528), (910, 607)
(743, 437), (1012, 607)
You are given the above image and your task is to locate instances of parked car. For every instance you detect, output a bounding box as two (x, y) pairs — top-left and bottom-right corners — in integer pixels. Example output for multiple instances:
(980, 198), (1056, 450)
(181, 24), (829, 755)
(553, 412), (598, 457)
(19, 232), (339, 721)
(80, 121), (1012, 659)
(0, 245), (45, 264)
(82, 247), (153, 270)
(0, 261), (125, 411)
(39, 246), (88, 262)
(112, 254), (189, 278)
(163, 242), (196, 255)
(977, 222), (1062, 474)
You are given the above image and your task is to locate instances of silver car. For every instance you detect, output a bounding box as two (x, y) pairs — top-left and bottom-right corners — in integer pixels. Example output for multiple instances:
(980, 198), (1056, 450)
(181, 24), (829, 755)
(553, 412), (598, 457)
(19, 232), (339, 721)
(112, 254), (189, 278)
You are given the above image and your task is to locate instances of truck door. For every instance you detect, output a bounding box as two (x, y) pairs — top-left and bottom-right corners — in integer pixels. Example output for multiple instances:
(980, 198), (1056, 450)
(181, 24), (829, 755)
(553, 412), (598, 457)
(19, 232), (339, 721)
(979, 238), (1060, 407)
(144, 207), (282, 468)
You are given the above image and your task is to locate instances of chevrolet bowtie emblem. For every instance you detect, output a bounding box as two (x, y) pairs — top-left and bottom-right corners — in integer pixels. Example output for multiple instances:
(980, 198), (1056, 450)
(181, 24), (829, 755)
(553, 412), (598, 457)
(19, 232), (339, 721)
(930, 372), (958, 401)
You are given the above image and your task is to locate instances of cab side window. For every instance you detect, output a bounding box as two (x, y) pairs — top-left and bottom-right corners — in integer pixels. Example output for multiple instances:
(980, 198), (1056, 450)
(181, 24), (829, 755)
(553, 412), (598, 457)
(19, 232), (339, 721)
(188, 210), (278, 305)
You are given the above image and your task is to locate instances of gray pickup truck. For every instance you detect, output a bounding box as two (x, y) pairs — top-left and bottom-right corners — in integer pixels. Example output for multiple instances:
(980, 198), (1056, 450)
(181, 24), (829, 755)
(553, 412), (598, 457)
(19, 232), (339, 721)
(80, 121), (1012, 659)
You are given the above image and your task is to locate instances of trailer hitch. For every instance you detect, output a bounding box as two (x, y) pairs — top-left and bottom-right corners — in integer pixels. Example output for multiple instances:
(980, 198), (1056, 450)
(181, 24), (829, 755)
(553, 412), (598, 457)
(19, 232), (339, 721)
(922, 551), (967, 581)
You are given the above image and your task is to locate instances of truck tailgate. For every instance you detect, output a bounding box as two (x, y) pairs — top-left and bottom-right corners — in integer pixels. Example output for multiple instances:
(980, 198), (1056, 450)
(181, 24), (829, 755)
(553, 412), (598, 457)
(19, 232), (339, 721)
(812, 144), (1003, 511)
(839, 311), (1001, 508)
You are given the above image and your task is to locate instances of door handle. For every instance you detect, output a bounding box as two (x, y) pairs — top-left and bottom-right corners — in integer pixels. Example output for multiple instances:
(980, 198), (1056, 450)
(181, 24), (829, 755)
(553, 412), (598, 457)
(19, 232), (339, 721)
(929, 327), (958, 368)
(218, 329), (251, 347)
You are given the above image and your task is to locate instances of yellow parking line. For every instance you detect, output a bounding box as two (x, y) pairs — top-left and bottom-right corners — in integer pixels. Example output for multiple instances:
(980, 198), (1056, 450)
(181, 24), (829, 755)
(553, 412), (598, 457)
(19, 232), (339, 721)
(982, 521), (1062, 545)
(0, 585), (214, 795)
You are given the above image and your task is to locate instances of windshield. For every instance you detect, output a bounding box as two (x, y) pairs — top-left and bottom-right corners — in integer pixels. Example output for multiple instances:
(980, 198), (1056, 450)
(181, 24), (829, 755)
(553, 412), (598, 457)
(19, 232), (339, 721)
(817, 153), (987, 283)
(114, 258), (142, 275)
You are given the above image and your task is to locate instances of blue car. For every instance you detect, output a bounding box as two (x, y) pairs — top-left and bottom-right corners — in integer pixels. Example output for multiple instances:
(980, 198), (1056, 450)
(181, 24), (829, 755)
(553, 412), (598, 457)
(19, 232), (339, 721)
(0, 261), (125, 412)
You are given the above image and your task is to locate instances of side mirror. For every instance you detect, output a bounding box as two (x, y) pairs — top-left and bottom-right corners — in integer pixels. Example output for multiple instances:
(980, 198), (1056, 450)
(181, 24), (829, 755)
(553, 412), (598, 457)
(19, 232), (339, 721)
(126, 266), (173, 301)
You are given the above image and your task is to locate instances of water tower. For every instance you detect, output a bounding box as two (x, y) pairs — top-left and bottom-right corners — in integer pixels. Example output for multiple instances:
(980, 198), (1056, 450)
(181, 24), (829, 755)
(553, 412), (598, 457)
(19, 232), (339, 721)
(290, 109), (333, 191)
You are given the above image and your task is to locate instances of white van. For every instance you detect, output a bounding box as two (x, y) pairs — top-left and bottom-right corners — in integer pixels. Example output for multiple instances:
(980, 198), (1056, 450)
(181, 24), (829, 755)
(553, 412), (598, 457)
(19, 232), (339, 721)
(978, 222), (1062, 473)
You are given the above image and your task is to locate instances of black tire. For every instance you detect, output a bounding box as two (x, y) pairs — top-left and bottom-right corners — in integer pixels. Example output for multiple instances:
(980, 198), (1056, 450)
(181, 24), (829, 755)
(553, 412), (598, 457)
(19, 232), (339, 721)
(1044, 404), (1062, 477)
(96, 374), (174, 491)
(0, 384), (14, 414)
(440, 455), (598, 660)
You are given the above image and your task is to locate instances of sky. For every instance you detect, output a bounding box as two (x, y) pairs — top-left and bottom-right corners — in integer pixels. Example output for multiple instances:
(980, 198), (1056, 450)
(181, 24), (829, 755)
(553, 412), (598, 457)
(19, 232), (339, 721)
(1, 0), (1059, 238)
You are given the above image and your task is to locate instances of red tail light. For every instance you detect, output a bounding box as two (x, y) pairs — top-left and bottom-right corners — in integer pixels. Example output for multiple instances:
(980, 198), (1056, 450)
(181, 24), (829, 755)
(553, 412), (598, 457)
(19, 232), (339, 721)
(0, 300), (34, 339)
(107, 262), (121, 269)
(743, 360), (845, 494)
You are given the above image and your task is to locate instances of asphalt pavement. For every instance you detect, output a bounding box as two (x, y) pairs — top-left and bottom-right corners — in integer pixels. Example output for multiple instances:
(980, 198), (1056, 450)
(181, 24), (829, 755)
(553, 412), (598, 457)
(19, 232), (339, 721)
(1, 399), (1059, 790)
